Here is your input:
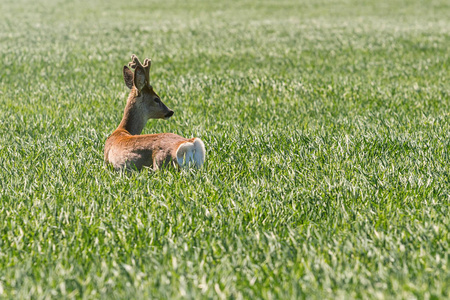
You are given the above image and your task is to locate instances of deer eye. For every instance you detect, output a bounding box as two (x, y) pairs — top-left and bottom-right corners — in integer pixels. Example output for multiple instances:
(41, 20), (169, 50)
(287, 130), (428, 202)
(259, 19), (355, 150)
(154, 98), (161, 103)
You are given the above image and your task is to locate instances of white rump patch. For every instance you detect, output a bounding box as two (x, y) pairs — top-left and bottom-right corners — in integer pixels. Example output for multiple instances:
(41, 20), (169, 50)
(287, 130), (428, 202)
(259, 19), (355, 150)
(176, 138), (206, 168)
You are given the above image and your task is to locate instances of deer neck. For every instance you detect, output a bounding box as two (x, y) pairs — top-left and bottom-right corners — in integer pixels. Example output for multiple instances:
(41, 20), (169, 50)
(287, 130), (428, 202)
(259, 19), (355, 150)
(117, 90), (148, 135)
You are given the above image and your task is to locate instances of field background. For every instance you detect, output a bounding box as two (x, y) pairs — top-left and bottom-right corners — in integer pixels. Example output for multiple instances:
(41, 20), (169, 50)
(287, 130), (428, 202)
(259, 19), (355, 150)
(1, 0), (449, 298)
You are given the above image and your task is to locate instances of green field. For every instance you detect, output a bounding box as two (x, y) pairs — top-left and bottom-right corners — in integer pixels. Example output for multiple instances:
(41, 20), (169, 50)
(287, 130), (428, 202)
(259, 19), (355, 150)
(1, 0), (449, 298)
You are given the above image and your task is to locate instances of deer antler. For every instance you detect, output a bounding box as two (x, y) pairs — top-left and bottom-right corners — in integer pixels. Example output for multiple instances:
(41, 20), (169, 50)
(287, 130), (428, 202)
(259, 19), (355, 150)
(129, 54), (151, 83)
(128, 54), (143, 69)
(142, 58), (151, 81)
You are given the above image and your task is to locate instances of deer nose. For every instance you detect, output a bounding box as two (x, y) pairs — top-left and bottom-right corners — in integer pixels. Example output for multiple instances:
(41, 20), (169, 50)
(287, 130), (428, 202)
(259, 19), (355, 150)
(166, 110), (174, 118)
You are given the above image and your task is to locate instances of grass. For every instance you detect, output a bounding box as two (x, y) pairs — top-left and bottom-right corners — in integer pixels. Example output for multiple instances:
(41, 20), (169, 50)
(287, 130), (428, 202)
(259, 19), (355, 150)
(0, 0), (449, 298)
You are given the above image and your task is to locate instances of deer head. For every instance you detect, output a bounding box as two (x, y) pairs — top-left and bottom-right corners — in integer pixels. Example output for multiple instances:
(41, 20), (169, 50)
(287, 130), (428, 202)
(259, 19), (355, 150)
(123, 54), (174, 120)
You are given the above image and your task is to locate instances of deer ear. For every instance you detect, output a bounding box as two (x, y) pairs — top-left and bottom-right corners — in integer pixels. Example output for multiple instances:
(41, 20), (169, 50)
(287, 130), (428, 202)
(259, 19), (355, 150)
(123, 66), (134, 89)
(134, 66), (146, 91)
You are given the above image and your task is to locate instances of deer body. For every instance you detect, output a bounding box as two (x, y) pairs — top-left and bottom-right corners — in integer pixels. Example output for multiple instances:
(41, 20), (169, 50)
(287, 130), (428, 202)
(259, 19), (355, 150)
(104, 55), (205, 171)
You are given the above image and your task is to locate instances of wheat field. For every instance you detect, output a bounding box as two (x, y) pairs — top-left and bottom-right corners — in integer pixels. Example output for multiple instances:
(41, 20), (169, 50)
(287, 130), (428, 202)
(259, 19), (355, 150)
(0, 0), (449, 298)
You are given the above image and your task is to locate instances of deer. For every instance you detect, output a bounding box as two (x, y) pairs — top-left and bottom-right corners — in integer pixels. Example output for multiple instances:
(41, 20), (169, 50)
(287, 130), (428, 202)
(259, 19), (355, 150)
(104, 55), (206, 171)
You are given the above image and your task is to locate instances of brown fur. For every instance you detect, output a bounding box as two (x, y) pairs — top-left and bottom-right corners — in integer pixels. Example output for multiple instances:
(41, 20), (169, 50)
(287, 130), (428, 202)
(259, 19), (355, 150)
(104, 129), (195, 170)
(104, 55), (200, 171)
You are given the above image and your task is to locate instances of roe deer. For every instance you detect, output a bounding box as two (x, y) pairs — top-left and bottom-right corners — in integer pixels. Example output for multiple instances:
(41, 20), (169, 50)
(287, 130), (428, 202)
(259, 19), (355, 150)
(104, 55), (205, 171)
